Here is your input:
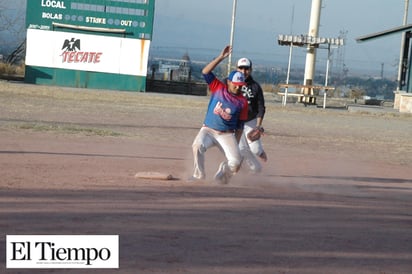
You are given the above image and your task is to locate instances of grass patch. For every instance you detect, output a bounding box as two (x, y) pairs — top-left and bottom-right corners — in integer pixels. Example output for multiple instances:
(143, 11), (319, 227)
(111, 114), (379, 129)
(15, 123), (124, 137)
(0, 62), (25, 76)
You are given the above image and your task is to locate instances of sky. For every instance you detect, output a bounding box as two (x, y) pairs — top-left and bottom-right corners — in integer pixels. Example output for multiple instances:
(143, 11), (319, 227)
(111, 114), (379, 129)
(0, 0), (26, 56)
(151, 0), (411, 78)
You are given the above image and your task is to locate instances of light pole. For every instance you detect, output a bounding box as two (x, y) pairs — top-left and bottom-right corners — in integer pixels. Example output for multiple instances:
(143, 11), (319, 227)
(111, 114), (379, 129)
(397, 0), (409, 90)
(228, 0), (237, 74)
(278, 35), (344, 106)
(323, 43), (331, 109)
(284, 43), (294, 106)
(303, 0), (322, 103)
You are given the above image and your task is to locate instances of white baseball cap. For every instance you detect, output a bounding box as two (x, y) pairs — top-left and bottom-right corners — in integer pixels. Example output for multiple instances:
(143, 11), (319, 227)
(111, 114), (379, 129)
(228, 71), (246, 86)
(237, 58), (251, 68)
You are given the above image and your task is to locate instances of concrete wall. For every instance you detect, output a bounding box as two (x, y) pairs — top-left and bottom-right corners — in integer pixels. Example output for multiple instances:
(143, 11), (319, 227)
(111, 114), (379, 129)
(393, 90), (406, 110)
(399, 93), (412, 113)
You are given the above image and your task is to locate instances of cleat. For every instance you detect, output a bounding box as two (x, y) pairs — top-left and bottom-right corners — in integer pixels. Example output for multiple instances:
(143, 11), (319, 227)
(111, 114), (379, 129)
(187, 175), (204, 182)
(214, 162), (230, 185)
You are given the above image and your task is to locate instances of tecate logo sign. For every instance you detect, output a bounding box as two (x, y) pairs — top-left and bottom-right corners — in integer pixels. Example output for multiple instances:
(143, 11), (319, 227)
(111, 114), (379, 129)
(6, 235), (119, 269)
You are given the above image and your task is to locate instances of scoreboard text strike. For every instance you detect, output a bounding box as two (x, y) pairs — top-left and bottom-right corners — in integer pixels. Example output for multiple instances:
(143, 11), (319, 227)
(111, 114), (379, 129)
(25, 0), (155, 91)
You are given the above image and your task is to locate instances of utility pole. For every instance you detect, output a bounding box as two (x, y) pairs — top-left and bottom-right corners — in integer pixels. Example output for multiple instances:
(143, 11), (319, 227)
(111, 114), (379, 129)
(303, 0), (322, 104)
(228, 0), (237, 75)
(397, 0), (409, 90)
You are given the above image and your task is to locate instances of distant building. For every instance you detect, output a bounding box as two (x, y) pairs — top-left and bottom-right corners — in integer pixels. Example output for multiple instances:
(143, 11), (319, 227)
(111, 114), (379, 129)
(149, 53), (192, 82)
(177, 52), (191, 81)
(157, 61), (179, 80)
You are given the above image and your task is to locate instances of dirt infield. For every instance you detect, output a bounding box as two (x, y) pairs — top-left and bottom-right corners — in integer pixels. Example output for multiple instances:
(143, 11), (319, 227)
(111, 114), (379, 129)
(1, 81), (412, 273)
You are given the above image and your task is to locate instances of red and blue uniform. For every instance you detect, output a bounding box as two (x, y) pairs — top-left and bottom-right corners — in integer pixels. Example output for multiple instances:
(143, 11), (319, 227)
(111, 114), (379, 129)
(203, 72), (248, 131)
(191, 72), (248, 181)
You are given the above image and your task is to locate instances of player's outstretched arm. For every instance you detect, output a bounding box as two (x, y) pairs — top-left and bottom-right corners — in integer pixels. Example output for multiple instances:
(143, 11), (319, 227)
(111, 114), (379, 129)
(202, 45), (232, 75)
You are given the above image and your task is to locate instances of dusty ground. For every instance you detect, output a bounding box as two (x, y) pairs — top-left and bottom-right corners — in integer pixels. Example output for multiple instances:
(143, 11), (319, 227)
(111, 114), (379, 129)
(0, 81), (411, 274)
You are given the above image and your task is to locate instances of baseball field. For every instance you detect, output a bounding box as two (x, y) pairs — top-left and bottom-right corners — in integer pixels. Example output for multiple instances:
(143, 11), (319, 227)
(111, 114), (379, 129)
(1, 80), (411, 273)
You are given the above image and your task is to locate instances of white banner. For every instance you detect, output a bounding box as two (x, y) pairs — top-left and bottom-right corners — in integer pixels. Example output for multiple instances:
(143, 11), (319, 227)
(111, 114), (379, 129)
(26, 29), (150, 76)
(6, 235), (119, 269)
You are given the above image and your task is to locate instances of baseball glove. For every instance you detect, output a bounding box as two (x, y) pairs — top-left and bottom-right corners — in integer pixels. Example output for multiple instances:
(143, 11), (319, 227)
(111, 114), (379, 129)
(247, 126), (264, 142)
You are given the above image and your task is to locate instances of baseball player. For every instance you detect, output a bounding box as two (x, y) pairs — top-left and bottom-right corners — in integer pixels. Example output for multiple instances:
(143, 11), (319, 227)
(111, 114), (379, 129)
(190, 45), (248, 184)
(237, 57), (267, 173)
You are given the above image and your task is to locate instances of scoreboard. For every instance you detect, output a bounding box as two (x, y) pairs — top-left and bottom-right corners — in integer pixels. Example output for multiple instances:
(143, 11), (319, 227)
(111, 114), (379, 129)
(26, 0), (154, 39)
(25, 0), (155, 91)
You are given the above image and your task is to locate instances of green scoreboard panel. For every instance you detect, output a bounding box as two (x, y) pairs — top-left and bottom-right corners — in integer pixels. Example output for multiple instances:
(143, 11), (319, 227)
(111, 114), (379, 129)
(25, 0), (155, 91)
(26, 0), (154, 39)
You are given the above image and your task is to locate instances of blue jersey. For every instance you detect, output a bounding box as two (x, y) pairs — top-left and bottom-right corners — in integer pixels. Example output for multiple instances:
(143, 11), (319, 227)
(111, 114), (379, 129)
(203, 72), (248, 131)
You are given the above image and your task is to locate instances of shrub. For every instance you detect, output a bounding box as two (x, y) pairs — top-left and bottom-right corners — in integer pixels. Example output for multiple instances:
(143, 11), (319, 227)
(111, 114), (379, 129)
(0, 62), (25, 76)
